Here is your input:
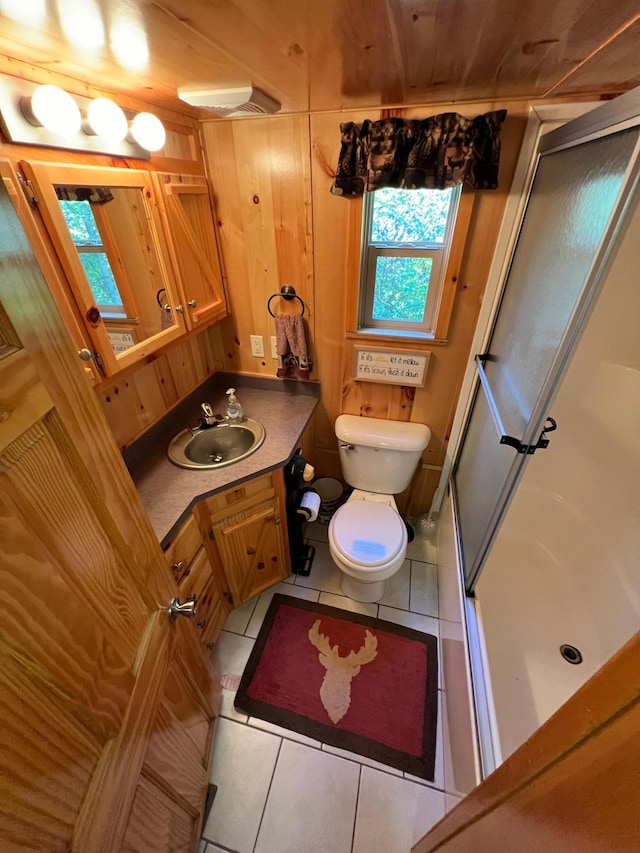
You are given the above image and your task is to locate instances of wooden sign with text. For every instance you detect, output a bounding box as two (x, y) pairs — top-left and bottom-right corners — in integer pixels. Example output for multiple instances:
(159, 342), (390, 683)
(354, 347), (430, 386)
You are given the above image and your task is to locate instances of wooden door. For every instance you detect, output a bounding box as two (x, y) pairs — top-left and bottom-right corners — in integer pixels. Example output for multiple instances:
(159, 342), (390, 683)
(0, 159), (101, 383)
(21, 161), (187, 375)
(0, 179), (218, 851)
(212, 496), (289, 605)
(153, 174), (229, 330)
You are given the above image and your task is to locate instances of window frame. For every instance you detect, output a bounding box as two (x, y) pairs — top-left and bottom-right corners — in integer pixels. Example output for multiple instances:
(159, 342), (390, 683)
(357, 184), (470, 341)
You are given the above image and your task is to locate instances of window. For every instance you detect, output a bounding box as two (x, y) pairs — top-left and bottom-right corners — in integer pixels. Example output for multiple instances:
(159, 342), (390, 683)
(58, 198), (125, 317)
(359, 186), (462, 337)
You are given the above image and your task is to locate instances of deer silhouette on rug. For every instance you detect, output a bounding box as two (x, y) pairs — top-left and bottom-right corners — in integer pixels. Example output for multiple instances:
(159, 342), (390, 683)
(308, 619), (378, 723)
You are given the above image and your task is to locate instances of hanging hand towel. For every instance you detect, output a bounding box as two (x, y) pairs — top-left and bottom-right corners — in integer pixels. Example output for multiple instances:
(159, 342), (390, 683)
(274, 314), (312, 380)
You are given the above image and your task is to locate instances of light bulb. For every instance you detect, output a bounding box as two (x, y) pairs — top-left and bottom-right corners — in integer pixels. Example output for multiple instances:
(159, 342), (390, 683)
(129, 112), (166, 152)
(85, 98), (127, 143)
(22, 85), (82, 137)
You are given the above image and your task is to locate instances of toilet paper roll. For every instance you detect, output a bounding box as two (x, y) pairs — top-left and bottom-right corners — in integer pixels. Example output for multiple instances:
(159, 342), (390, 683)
(296, 490), (321, 522)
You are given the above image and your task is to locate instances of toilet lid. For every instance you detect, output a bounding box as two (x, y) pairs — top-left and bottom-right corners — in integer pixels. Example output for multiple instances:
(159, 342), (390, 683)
(331, 501), (406, 568)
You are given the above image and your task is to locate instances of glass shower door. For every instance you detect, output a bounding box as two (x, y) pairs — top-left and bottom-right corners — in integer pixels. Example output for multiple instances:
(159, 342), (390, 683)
(454, 118), (640, 593)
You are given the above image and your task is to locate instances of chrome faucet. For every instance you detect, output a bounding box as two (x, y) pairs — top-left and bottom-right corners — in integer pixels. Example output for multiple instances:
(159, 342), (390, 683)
(199, 402), (224, 429)
(200, 402), (215, 425)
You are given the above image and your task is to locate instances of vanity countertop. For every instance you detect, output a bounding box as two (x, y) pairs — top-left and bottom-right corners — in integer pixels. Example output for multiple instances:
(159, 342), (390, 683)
(124, 373), (320, 546)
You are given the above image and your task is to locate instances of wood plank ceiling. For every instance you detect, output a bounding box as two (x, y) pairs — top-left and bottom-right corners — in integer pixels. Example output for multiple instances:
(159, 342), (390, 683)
(0, 0), (638, 115)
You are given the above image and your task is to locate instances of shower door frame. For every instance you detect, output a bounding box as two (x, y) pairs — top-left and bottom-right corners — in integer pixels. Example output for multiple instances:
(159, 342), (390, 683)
(453, 88), (640, 594)
(443, 89), (640, 778)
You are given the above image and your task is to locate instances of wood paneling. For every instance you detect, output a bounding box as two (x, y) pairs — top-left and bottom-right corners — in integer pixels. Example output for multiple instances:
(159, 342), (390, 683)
(317, 104), (528, 513)
(0, 2), (638, 116)
(547, 17), (640, 98)
(199, 103), (527, 514)
(202, 115), (314, 378)
(96, 325), (226, 450)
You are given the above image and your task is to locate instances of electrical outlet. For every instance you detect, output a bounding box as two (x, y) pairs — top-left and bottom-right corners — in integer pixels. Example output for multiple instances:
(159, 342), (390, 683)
(250, 335), (264, 357)
(270, 336), (278, 359)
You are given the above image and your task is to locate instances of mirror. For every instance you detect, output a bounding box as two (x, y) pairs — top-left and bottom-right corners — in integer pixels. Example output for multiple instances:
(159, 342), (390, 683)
(56, 184), (171, 353)
(22, 162), (185, 374)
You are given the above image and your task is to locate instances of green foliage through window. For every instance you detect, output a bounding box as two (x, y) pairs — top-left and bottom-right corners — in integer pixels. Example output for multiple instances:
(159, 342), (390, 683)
(59, 200), (101, 245)
(78, 254), (123, 308)
(373, 257), (432, 322)
(370, 187), (454, 245)
(59, 200), (123, 309)
(361, 185), (460, 332)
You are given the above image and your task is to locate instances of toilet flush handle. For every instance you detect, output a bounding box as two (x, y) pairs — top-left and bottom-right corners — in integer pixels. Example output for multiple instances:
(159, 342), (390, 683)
(340, 443), (355, 451)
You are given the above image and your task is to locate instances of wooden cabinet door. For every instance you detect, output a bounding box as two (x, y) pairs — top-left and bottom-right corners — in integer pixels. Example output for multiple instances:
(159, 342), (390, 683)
(153, 173), (228, 331)
(0, 159), (101, 384)
(212, 497), (289, 605)
(21, 161), (187, 376)
(0, 179), (218, 852)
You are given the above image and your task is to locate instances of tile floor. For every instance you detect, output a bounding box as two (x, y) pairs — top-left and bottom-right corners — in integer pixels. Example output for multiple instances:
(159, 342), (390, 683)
(201, 522), (465, 853)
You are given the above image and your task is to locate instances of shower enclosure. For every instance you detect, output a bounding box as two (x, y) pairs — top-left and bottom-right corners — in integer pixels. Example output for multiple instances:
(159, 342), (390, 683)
(451, 91), (640, 767)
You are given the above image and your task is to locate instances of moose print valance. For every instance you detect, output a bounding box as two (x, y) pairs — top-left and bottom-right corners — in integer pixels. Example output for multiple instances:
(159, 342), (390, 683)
(331, 110), (507, 196)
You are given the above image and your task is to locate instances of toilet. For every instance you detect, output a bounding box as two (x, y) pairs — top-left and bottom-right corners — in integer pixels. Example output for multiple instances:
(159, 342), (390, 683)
(328, 414), (431, 603)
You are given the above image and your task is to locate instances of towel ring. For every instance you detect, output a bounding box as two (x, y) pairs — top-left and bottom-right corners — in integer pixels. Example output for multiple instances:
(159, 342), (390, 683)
(267, 285), (305, 318)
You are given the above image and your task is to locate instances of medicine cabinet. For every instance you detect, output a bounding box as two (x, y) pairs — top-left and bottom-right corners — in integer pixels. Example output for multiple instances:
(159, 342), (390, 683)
(20, 161), (228, 378)
(153, 173), (228, 331)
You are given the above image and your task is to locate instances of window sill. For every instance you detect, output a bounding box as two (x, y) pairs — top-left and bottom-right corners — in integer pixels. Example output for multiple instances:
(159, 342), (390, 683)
(346, 329), (448, 346)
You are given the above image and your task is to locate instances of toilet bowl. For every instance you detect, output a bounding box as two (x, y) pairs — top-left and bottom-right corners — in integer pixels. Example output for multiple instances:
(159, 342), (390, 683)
(328, 414), (431, 603)
(329, 490), (408, 602)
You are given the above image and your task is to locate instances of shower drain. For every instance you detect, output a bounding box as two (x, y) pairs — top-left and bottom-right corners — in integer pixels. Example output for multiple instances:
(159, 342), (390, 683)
(560, 644), (583, 665)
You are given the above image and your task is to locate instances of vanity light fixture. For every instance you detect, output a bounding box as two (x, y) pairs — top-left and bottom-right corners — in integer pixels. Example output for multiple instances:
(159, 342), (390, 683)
(0, 71), (164, 159)
(128, 111), (166, 152)
(21, 85), (82, 137)
(84, 97), (128, 143)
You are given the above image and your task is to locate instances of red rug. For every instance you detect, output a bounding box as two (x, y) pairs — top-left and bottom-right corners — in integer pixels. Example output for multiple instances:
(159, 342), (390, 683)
(235, 594), (439, 780)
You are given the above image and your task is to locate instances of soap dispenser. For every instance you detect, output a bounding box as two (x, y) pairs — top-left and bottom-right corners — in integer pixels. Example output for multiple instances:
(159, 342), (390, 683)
(225, 388), (244, 422)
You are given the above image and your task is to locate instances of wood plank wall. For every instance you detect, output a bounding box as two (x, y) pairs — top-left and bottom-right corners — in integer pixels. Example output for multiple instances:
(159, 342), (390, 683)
(95, 327), (227, 450)
(202, 102), (529, 516)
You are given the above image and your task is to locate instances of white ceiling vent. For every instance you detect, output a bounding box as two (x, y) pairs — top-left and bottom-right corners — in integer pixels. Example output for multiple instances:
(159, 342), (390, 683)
(177, 85), (281, 118)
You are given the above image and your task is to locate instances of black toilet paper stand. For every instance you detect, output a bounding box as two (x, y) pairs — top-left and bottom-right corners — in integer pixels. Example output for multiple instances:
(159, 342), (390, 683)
(284, 449), (317, 576)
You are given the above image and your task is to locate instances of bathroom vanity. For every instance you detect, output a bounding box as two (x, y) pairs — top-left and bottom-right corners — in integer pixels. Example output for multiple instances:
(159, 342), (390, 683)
(125, 375), (319, 650)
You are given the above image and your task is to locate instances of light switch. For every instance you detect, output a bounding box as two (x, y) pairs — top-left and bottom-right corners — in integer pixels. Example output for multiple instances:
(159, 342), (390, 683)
(270, 336), (278, 359)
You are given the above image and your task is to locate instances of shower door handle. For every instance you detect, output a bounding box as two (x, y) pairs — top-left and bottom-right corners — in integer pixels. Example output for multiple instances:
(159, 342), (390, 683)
(475, 355), (557, 455)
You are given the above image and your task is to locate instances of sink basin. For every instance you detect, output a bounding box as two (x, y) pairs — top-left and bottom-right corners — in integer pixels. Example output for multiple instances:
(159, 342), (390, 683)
(167, 418), (266, 470)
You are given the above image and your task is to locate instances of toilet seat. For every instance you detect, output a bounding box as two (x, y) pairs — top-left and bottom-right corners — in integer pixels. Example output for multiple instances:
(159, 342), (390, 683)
(330, 500), (405, 571)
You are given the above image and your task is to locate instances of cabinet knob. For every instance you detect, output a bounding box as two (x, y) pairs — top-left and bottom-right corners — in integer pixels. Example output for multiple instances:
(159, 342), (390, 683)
(78, 348), (93, 361)
(173, 560), (185, 572)
(176, 304), (185, 313)
(274, 517), (282, 525)
(188, 299), (197, 308)
(167, 595), (197, 623)
(163, 303), (172, 313)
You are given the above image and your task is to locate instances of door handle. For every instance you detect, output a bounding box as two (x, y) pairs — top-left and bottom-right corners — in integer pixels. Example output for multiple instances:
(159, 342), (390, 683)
(168, 594), (197, 623)
(475, 355), (557, 455)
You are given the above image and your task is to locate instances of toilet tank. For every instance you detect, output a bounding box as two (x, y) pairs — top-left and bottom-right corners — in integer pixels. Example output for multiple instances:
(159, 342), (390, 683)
(335, 414), (431, 495)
